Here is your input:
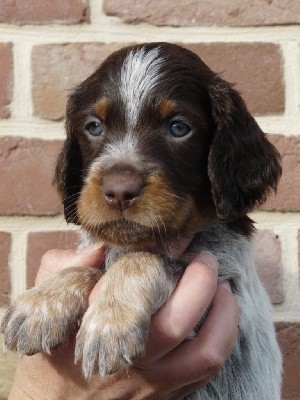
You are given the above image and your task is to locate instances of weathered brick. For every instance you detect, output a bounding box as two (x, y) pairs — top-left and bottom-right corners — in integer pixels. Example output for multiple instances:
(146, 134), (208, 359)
(0, 137), (62, 215)
(0, 0), (88, 25)
(262, 135), (300, 211)
(32, 43), (125, 120)
(276, 323), (300, 399)
(254, 230), (283, 304)
(104, 0), (300, 26)
(26, 231), (79, 288)
(183, 43), (284, 115)
(32, 42), (284, 120)
(0, 43), (13, 118)
(0, 232), (11, 306)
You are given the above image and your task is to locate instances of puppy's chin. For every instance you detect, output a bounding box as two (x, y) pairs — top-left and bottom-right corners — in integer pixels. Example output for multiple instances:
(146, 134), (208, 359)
(81, 219), (165, 247)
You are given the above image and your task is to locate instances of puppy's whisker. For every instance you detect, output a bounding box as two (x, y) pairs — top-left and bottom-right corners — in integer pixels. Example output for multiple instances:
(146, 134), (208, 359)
(147, 208), (166, 244)
(62, 200), (80, 213)
(148, 208), (161, 238)
(81, 206), (99, 231)
(61, 191), (82, 202)
(164, 192), (185, 201)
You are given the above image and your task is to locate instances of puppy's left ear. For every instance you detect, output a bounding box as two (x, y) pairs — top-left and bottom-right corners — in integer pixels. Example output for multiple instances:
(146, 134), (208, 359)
(208, 77), (282, 220)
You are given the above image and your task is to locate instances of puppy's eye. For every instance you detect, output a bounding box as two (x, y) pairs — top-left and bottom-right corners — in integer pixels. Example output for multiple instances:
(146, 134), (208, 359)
(85, 120), (104, 137)
(168, 121), (191, 138)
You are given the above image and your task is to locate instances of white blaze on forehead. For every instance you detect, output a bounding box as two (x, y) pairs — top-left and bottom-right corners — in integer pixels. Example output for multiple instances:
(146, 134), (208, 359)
(120, 46), (164, 128)
(87, 46), (164, 177)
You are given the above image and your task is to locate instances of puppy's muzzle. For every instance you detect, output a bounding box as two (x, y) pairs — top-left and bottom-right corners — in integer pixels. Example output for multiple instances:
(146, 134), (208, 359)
(102, 170), (144, 212)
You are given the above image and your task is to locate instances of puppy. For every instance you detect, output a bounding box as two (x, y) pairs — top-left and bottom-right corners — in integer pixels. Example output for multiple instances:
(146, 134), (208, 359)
(1, 42), (282, 399)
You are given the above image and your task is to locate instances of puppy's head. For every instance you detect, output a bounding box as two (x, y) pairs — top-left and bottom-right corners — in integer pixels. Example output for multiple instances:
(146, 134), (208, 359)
(54, 43), (281, 246)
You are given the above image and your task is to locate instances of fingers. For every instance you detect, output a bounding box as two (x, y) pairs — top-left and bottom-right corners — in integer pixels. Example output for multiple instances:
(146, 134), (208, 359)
(35, 245), (105, 285)
(152, 282), (239, 389)
(136, 252), (219, 367)
(88, 277), (106, 304)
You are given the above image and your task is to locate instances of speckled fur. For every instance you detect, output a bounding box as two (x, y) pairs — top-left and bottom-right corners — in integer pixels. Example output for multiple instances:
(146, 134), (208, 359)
(77, 221), (282, 398)
(82, 223), (282, 399)
(182, 224), (282, 399)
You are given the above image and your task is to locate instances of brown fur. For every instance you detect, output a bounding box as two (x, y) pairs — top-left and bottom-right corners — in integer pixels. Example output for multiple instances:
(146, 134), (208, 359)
(75, 252), (176, 376)
(159, 99), (177, 118)
(1, 267), (101, 355)
(94, 97), (109, 121)
(78, 165), (197, 247)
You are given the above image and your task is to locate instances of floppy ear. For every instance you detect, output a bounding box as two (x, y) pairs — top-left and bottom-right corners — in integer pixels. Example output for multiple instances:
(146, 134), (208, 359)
(207, 77), (282, 220)
(53, 96), (83, 224)
(54, 138), (83, 224)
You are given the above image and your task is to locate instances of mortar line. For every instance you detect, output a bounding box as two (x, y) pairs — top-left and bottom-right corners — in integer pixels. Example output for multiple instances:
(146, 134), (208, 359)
(10, 41), (33, 119)
(281, 41), (300, 116)
(272, 229), (300, 315)
(9, 231), (28, 301)
(89, 0), (105, 23)
(1, 23), (300, 45)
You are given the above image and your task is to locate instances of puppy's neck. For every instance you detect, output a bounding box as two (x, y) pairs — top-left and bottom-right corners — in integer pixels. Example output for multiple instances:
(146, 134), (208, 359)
(78, 227), (195, 260)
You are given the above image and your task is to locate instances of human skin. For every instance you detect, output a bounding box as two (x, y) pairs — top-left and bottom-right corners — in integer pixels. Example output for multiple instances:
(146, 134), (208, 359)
(8, 246), (238, 400)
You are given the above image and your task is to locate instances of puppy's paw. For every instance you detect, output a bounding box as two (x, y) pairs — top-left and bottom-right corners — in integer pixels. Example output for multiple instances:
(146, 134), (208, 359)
(75, 300), (148, 378)
(0, 267), (101, 355)
(1, 290), (76, 355)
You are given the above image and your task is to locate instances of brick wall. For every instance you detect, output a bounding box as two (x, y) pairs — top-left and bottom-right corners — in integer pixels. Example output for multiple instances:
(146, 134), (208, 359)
(0, 0), (299, 398)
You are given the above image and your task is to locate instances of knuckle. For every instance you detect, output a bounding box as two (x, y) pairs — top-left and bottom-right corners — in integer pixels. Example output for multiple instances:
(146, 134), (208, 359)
(40, 249), (57, 266)
(202, 349), (226, 375)
(151, 317), (184, 345)
(162, 327), (183, 344)
(40, 249), (67, 269)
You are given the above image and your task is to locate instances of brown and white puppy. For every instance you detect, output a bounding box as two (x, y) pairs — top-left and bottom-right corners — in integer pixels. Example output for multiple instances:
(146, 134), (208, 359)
(1, 43), (282, 399)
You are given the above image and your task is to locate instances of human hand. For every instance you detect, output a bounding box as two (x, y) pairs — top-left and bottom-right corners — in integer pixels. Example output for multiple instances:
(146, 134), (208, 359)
(8, 246), (238, 400)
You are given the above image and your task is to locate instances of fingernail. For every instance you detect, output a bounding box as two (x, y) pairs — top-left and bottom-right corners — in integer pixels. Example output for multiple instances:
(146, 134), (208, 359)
(76, 243), (104, 254)
(220, 280), (232, 292)
(197, 251), (218, 271)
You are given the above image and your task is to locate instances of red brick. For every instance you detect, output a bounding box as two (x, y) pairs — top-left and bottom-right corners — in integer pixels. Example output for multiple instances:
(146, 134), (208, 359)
(26, 231), (79, 288)
(0, 232), (11, 306)
(0, 137), (62, 215)
(262, 135), (300, 211)
(0, 0), (88, 25)
(0, 43), (13, 118)
(183, 43), (284, 115)
(276, 323), (300, 399)
(254, 230), (283, 304)
(104, 0), (300, 26)
(32, 43), (125, 120)
(32, 42), (284, 120)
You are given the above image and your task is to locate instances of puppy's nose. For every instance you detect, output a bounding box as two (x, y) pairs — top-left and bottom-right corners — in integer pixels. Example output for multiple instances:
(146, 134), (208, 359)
(102, 172), (144, 211)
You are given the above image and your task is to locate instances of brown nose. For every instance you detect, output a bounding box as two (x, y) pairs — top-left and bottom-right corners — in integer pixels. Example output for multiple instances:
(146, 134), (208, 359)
(102, 172), (144, 211)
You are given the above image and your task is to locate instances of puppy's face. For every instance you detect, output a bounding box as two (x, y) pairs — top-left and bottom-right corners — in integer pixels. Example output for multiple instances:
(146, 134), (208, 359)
(55, 43), (281, 247)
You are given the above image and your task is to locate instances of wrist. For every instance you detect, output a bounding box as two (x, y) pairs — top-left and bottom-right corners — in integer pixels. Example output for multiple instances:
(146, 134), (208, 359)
(9, 354), (64, 400)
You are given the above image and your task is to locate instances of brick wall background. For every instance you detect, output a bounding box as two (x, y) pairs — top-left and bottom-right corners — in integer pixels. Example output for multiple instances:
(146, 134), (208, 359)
(0, 0), (299, 398)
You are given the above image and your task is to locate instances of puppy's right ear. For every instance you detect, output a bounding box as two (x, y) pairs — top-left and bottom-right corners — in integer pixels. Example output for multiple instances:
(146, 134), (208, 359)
(54, 97), (83, 225)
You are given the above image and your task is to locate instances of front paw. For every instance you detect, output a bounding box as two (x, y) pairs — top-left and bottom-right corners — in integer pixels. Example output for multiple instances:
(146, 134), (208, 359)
(0, 289), (77, 355)
(75, 301), (148, 378)
(0, 267), (101, 355)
